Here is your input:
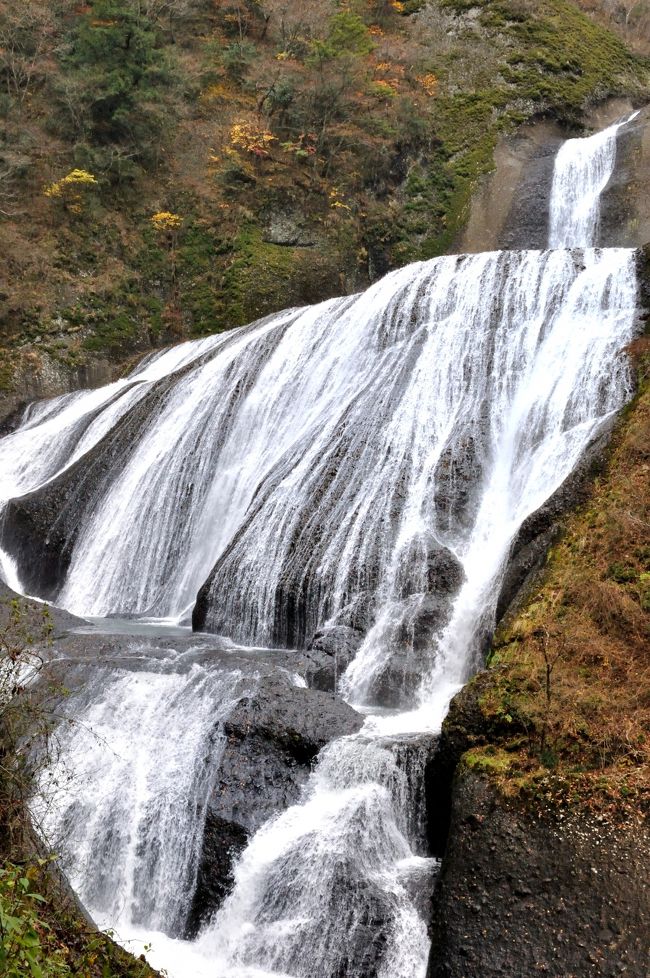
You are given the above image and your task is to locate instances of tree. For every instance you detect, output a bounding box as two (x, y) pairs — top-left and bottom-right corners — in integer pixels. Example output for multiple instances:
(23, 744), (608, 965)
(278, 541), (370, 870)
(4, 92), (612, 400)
(150, 210), (183, 331)
(62, 0), (171, 162)
(43, 168), (98, 214)
(308, 11), (374, 65)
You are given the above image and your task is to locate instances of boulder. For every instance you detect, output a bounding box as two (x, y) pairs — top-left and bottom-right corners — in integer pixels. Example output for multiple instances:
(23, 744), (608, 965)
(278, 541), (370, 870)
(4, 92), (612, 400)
(186, 674), (363, 934)
(305, 624), (365, 692)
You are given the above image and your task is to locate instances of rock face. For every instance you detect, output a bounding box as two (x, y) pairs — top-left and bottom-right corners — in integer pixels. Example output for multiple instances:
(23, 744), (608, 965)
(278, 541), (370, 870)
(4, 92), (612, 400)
(458, 120), (564, 253)
(186, 674), (363, 935)
(427, 768), (650, 978)
(0, 579), (83, 637)
(601, 105), (650, 248)
(459, 99), (650, 255)
(0, 353), (114, 433)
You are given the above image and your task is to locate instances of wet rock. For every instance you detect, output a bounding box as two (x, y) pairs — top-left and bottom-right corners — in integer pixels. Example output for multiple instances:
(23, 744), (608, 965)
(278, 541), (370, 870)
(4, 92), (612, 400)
(496, 418), (617, 623)
(369, 547), (466, 709)
(305, 624), (365, 692)
(185, 815), (247, 938)
(187, 675), (364, 934)
(209, 676), (363, 832)
(0, 368), (189, 600)
(600, 105), (650, 247)
(395, 536), (465, 602)
(328, 591), (377, 635)
(433, 436), (484, 536)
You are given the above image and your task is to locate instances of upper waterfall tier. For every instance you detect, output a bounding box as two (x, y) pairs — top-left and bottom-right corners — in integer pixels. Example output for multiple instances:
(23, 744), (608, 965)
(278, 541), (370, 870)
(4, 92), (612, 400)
(549, 114), (637, 248)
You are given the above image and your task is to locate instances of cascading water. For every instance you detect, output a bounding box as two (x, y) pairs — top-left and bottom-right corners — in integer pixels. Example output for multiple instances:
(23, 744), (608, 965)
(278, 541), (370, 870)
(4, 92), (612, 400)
(1, 113), (642, 978)
(549, 112), (638, 248)
(0, 335), (227, 591)
(35, 648), (252, 938)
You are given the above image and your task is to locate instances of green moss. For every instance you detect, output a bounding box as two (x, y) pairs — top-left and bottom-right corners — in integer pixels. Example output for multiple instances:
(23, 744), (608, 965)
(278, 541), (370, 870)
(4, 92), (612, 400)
(177, 223), (231, 335)
(462, 746), (513, 774)
(215, 224), (343, 330)
(72, 284), (161, 357)
(441, 0), (647, 116)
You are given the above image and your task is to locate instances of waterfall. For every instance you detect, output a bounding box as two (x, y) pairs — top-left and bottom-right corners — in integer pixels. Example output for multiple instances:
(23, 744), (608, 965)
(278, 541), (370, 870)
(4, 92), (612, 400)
(1, 114), (642, 978)
(35, 646), (252, 936)
(0, 335), (227, 591)
(0, 251), (636, 649)
(549, 111), (638, 248)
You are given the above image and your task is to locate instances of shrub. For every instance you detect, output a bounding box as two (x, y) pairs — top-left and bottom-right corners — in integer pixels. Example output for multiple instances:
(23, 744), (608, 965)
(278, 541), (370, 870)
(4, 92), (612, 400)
(43, 169), (98, 214)
(0, 862), (68, 978)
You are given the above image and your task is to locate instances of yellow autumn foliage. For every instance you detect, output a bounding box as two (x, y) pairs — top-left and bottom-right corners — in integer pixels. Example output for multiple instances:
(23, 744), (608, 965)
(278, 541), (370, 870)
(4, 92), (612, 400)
(417, 73), (439, 96)
(43, 169), (98, 213)
(230, 121), (276, 159)
(151, 211), (183, 232)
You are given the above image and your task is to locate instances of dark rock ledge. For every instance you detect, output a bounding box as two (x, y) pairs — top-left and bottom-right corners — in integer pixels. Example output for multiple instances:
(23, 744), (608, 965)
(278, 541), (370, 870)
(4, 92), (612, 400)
(427, 760), (650, 978)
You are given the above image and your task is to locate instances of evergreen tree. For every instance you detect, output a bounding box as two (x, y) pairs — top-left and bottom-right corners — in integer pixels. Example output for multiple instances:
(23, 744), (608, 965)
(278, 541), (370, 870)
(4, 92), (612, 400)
(66, 0), (170, 157)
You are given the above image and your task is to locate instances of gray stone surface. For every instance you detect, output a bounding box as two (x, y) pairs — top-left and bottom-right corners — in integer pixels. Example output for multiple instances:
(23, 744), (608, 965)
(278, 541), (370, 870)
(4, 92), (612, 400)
(428, 769), (650, 978)
(458, 98), (650, 255)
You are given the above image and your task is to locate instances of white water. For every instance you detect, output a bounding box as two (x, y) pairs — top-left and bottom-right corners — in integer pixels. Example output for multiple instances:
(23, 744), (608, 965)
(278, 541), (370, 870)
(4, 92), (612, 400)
(2, 116), (641, 977)
(35, 647), (251, 936)
(0, 335), (226, 589)
(549, 111), (639, 248)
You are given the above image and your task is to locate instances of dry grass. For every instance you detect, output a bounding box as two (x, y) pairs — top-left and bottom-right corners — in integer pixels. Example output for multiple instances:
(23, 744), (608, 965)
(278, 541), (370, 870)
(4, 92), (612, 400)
(481, 349), (650, 812)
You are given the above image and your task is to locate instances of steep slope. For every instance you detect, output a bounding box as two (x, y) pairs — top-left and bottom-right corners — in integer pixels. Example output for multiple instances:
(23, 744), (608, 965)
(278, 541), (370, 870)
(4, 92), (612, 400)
(0, 0), (648, 421)
(429, 316), (650, 976)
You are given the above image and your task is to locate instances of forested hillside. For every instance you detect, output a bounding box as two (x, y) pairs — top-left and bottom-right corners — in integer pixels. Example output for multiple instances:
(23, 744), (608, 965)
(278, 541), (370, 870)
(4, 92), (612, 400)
(0, 0), (647, 404)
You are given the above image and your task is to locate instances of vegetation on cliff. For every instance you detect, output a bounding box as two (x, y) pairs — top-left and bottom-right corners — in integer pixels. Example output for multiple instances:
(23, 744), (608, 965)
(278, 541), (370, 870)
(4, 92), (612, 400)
(0, 0), (648, 395)
(444, 334), (650, 820)
(0, 595), (158, 977)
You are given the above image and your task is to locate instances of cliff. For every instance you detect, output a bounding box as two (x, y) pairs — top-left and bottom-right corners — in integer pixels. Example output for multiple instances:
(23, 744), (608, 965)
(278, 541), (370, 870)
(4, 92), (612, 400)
(0, 0), (648, 423)
(427, 299), (650, 975)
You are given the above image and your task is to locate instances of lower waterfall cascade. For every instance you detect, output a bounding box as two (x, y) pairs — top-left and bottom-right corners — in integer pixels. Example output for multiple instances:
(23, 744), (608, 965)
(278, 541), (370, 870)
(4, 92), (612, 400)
(0, 112), (645, 978)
